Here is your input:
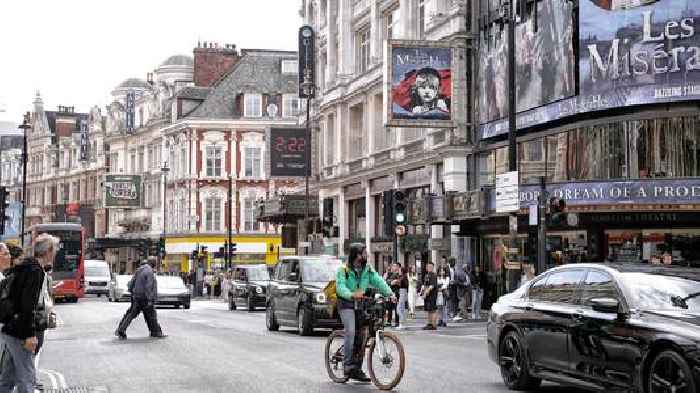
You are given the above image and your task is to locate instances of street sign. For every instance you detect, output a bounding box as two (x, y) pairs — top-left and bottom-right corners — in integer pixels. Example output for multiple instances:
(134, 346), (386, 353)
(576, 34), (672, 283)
(496, 171), (519, 213)
(528, 204), (537, 225)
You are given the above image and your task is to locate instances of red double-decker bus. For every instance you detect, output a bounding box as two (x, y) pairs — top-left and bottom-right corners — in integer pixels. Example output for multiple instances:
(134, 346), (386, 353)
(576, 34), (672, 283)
(27, 223), (85, 302)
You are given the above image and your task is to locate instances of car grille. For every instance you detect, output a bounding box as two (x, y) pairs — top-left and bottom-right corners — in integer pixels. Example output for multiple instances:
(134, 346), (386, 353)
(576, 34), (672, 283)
(89, 281), (108, 286)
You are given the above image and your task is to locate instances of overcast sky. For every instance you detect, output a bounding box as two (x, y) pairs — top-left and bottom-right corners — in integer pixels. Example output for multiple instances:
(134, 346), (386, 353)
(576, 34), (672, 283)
(0, 0), (301, 125)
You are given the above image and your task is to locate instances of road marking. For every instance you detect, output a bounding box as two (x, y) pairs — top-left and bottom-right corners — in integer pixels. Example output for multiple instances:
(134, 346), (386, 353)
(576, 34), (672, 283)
(38, 370), (57, 389)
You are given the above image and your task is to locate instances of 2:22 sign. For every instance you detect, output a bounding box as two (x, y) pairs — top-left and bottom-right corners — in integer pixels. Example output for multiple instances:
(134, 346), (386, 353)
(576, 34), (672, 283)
(274, 136), (307, 154)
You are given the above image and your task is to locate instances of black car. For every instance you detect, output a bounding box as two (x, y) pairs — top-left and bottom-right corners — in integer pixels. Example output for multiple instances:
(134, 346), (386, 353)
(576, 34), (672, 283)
(228, 264), (270, 312)
(487, 263), (700, 393)
(266, 256), (343, 336)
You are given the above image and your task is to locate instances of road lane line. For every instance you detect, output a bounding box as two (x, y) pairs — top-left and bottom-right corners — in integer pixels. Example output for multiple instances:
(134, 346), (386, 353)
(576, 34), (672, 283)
(39, 370), (57, 389)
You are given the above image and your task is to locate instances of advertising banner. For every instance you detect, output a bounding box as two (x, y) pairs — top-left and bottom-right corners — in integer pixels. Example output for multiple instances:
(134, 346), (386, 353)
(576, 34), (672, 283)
(125, 90), (135, 134)
(269, 127), (310, 177)
(2, 202), (22, 239)
(480, 0), (700, 139)
(104, 175), (141, 209)
(386, 40), (455, 128)
(79, 118), (89, 161)
(488, 178), (700, 211)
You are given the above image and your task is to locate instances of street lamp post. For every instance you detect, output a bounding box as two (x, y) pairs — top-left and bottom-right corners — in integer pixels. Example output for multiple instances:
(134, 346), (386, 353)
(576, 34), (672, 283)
(161, 162), (170, 271)
(18, 112), (30, 246)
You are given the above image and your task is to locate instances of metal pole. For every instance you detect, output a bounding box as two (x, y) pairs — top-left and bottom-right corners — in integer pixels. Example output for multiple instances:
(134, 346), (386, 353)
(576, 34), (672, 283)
(227, 174), (233, 269)
(506, 2), (519, 293)
(537, 176), (547, 275)
(20, 113), (30, 246)
(305, 97), (311, 255)
(162, 168), (168, 272)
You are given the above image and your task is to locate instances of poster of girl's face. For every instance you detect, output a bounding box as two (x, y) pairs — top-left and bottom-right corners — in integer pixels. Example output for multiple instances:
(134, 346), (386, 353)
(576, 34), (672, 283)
(390, 46), (452, 122)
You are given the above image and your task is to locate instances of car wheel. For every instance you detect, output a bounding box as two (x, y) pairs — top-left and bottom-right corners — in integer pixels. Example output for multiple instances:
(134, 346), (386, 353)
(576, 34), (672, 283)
(647, 350), (696, 393)
(248, 295), (255, 312)
(499, 331), (541, 391)
(266, 303), (279, 331)
(229, 297), (237, 311)
(108, 295), (113, 302)
(175, 303), (181, 309)
(298, 307), (313, 336)
(184, 302), (191, 310)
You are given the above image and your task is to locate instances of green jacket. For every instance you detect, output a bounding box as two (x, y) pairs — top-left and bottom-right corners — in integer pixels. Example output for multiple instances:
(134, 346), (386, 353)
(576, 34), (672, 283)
(336, 263), (393, 301)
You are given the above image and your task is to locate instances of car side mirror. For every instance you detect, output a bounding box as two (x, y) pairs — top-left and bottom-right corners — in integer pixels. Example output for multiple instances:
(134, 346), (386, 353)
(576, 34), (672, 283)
(590, 297), (620, 314)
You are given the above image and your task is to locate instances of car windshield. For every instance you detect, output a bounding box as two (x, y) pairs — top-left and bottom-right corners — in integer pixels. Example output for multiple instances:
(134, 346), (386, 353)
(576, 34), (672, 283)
(86, 265), (110, 277)
(157, 277), (186, 290)
(246, 267), (270, 281)
(620, 272), (700, 312)
(302, 258), (342, 283)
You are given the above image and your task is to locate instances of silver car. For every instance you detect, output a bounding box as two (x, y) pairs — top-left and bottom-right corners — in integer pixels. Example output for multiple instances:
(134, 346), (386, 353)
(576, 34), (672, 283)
(156, 276), (191, 309)
(108, 275), (132, 303)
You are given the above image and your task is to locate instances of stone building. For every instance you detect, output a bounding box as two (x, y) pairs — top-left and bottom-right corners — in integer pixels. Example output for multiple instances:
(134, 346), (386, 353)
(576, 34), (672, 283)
(301, 0), (474, 273)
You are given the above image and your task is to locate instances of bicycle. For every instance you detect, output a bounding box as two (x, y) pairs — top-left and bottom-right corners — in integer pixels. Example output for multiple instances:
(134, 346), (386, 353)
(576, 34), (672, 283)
(324, 290), (406, 391)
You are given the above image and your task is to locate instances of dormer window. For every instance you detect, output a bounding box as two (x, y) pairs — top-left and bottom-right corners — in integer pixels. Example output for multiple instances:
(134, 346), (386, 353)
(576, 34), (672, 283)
(244, 94), (262, 117)
(281, 60), (298, 74)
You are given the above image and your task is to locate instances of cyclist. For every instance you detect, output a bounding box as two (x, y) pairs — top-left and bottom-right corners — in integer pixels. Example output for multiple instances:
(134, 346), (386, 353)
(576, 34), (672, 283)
(336, 243), (395, 382)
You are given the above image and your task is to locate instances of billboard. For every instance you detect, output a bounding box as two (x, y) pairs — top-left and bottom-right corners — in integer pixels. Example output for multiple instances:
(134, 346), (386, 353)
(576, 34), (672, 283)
(2, 202), (22, 239)
(79, 118), (89, 161)
(478, 0), (576, 125)
(125, 90), (135, 133)
(104, 175), (141, 209)
(480, 0), (700, 139)
(385, 40), (455, 128)
(269, 127), (310, 177)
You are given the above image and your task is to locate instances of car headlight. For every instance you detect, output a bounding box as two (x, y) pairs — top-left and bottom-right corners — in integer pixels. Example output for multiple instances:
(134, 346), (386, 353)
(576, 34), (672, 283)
(315, 293), (326, 304)
(255, 286), (263, 294)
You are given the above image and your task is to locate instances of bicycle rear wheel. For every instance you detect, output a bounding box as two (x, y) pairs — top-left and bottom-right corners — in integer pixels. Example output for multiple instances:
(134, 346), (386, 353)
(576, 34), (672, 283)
(368, 331), (405, 391)
(325, 330), (349, 383)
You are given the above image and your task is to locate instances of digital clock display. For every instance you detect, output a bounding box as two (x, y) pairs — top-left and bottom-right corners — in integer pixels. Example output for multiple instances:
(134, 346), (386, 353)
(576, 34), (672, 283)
(269, 128), (310, 177)
(273, 136), (307, 154)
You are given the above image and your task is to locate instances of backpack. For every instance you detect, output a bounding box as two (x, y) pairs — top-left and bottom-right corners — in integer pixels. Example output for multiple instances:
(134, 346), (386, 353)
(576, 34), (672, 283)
(0, 272), (18, 324)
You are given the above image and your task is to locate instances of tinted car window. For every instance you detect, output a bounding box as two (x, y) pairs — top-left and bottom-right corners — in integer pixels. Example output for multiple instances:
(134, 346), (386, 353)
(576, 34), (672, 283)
(528, 276), (549, 301)
(537, 270), (585, 304)
(580, 270), (619, 307)
(620, 272), (700, 312)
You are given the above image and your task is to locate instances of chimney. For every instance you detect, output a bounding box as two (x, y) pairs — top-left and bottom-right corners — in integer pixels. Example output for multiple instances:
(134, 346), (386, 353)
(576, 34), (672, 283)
(193, 41), (240, 87)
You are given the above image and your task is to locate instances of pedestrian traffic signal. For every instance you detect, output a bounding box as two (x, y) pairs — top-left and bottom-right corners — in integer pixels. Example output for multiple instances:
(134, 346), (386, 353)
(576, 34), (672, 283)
(393, 190), (406, 225)
(227, 242), (237, 254)
(157, 237), (166, 257)
(548, 197), (567, 226)
(0, 187), (9, 236)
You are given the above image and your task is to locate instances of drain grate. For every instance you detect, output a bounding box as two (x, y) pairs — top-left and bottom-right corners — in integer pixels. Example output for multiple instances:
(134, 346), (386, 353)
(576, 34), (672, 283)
(44, 387), (109, 393)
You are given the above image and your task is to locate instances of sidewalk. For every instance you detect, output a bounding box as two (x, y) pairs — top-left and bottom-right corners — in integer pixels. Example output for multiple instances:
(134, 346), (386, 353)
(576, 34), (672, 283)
(393, 312), (487, 332)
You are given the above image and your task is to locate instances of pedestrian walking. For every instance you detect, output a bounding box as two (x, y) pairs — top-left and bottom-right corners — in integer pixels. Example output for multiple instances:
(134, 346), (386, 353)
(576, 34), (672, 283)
(115, 258), (166, 340)
(470, 265), (485, 320)
(407, 265), (418, 319)
(384, 263), (401, 327)
(213, 271), (222, 298)
(396, 265), (408, 329)
(447, 258), (459, 318)
(436, 266), (450, 327)
(420, 261), (438, 330)
(204, 272), (213, 299)
(455, 264), (471, 321)
(0, 234), (58, 393)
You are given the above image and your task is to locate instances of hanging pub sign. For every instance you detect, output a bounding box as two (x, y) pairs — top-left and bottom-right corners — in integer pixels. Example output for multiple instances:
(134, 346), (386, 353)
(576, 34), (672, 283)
(298, 25), (315, 99)
(385, 40), (462, 128)
(125, 90), (136, 133)
(79, 118), (89, 161)
(103, 174), (141, 209)
(268, 127), (310, 177)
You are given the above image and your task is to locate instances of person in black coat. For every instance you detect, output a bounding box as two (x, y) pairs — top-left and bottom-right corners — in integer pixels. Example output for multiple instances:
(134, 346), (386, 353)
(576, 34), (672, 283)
(115, 258), (165, 339)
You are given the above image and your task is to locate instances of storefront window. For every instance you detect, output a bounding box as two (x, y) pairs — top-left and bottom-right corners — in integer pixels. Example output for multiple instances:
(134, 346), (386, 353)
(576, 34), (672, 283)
(495, 147), (509, 177)
(567, 124), (627, 181)
(348, 198), (366, 239)
(633, 117), (700, 179)
(478, 151), (495, 186)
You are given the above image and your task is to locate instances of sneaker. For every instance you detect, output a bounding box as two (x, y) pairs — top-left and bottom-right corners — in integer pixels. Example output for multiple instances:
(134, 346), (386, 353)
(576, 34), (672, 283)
(452, 316), (464, 322)
(115, 330), (127, 340)
(348, 370), (371, 382)
(422, 325), (432, 330)
(150, 333), (168, 339)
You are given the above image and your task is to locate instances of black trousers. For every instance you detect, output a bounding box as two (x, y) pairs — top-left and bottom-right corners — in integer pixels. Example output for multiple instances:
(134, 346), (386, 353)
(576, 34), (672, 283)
(117, 298), (163, 335)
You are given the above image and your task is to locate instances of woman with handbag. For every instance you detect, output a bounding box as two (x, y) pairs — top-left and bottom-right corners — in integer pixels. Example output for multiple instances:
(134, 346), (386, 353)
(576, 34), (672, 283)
(436, 266), (450, 327)
(407, 265), (418, 319)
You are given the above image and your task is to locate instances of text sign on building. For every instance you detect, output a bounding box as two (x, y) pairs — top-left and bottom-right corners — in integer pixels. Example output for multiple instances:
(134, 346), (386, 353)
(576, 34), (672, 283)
(104, 175), (141, 209)
(269, 127), (310, 177)
(496, 171), (519, 213)
(79, 118), (89, 161)
(125, 90), (135, 133)
(298, 25), (315, 99)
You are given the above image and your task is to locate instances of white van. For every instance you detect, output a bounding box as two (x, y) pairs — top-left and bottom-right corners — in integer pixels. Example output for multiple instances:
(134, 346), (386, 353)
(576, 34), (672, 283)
(85, 260), (111, 297)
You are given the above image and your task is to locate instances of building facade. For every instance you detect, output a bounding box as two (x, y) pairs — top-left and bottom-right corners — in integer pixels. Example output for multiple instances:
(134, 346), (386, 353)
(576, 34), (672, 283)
(302, 0), (474, 274)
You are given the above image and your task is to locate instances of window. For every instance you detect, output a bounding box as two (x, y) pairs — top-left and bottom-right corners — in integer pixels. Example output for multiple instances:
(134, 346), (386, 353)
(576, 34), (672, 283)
(384, 7), (400, 39)
(349, 103), (364, 159)
(129, 151), (136, 174)
(244, 147), (261, 178)
(244, 199), (256, 232)
(244, 94), (262, 117)
(418, 0), (426, 39)
(355, 28), (370, 74)
(180, 146), (187, 178)
(138, 147), (145, 173)
(206, 146), (222, 177)
(204, 198), (222, 232)
(281, 60), (298, 74)
(325, 114), (336, 166)
(581, 270), (619, 307)
(283, 94), (302, 117)
(533, 270), (586, 304)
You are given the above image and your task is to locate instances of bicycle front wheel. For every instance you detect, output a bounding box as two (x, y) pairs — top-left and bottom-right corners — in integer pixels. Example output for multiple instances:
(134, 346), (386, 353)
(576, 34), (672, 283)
(368, 331), (406, 390)
(324, 330), (349, 383)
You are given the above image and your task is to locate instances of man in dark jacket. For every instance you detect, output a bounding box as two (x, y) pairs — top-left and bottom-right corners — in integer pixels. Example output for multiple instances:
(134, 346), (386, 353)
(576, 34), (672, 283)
(115, 258), (165, 339)
(0, 234), (58, 393)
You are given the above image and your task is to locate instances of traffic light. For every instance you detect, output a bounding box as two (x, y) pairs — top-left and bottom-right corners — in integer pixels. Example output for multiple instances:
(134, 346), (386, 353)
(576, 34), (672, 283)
(227, 242), (237, 254)
(0, 187), (8, 236)
(548, 197), (567, 226)
(393, 190), (406, 225)
(158, 237), (166, 258)
(191, 249), (199, 260)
